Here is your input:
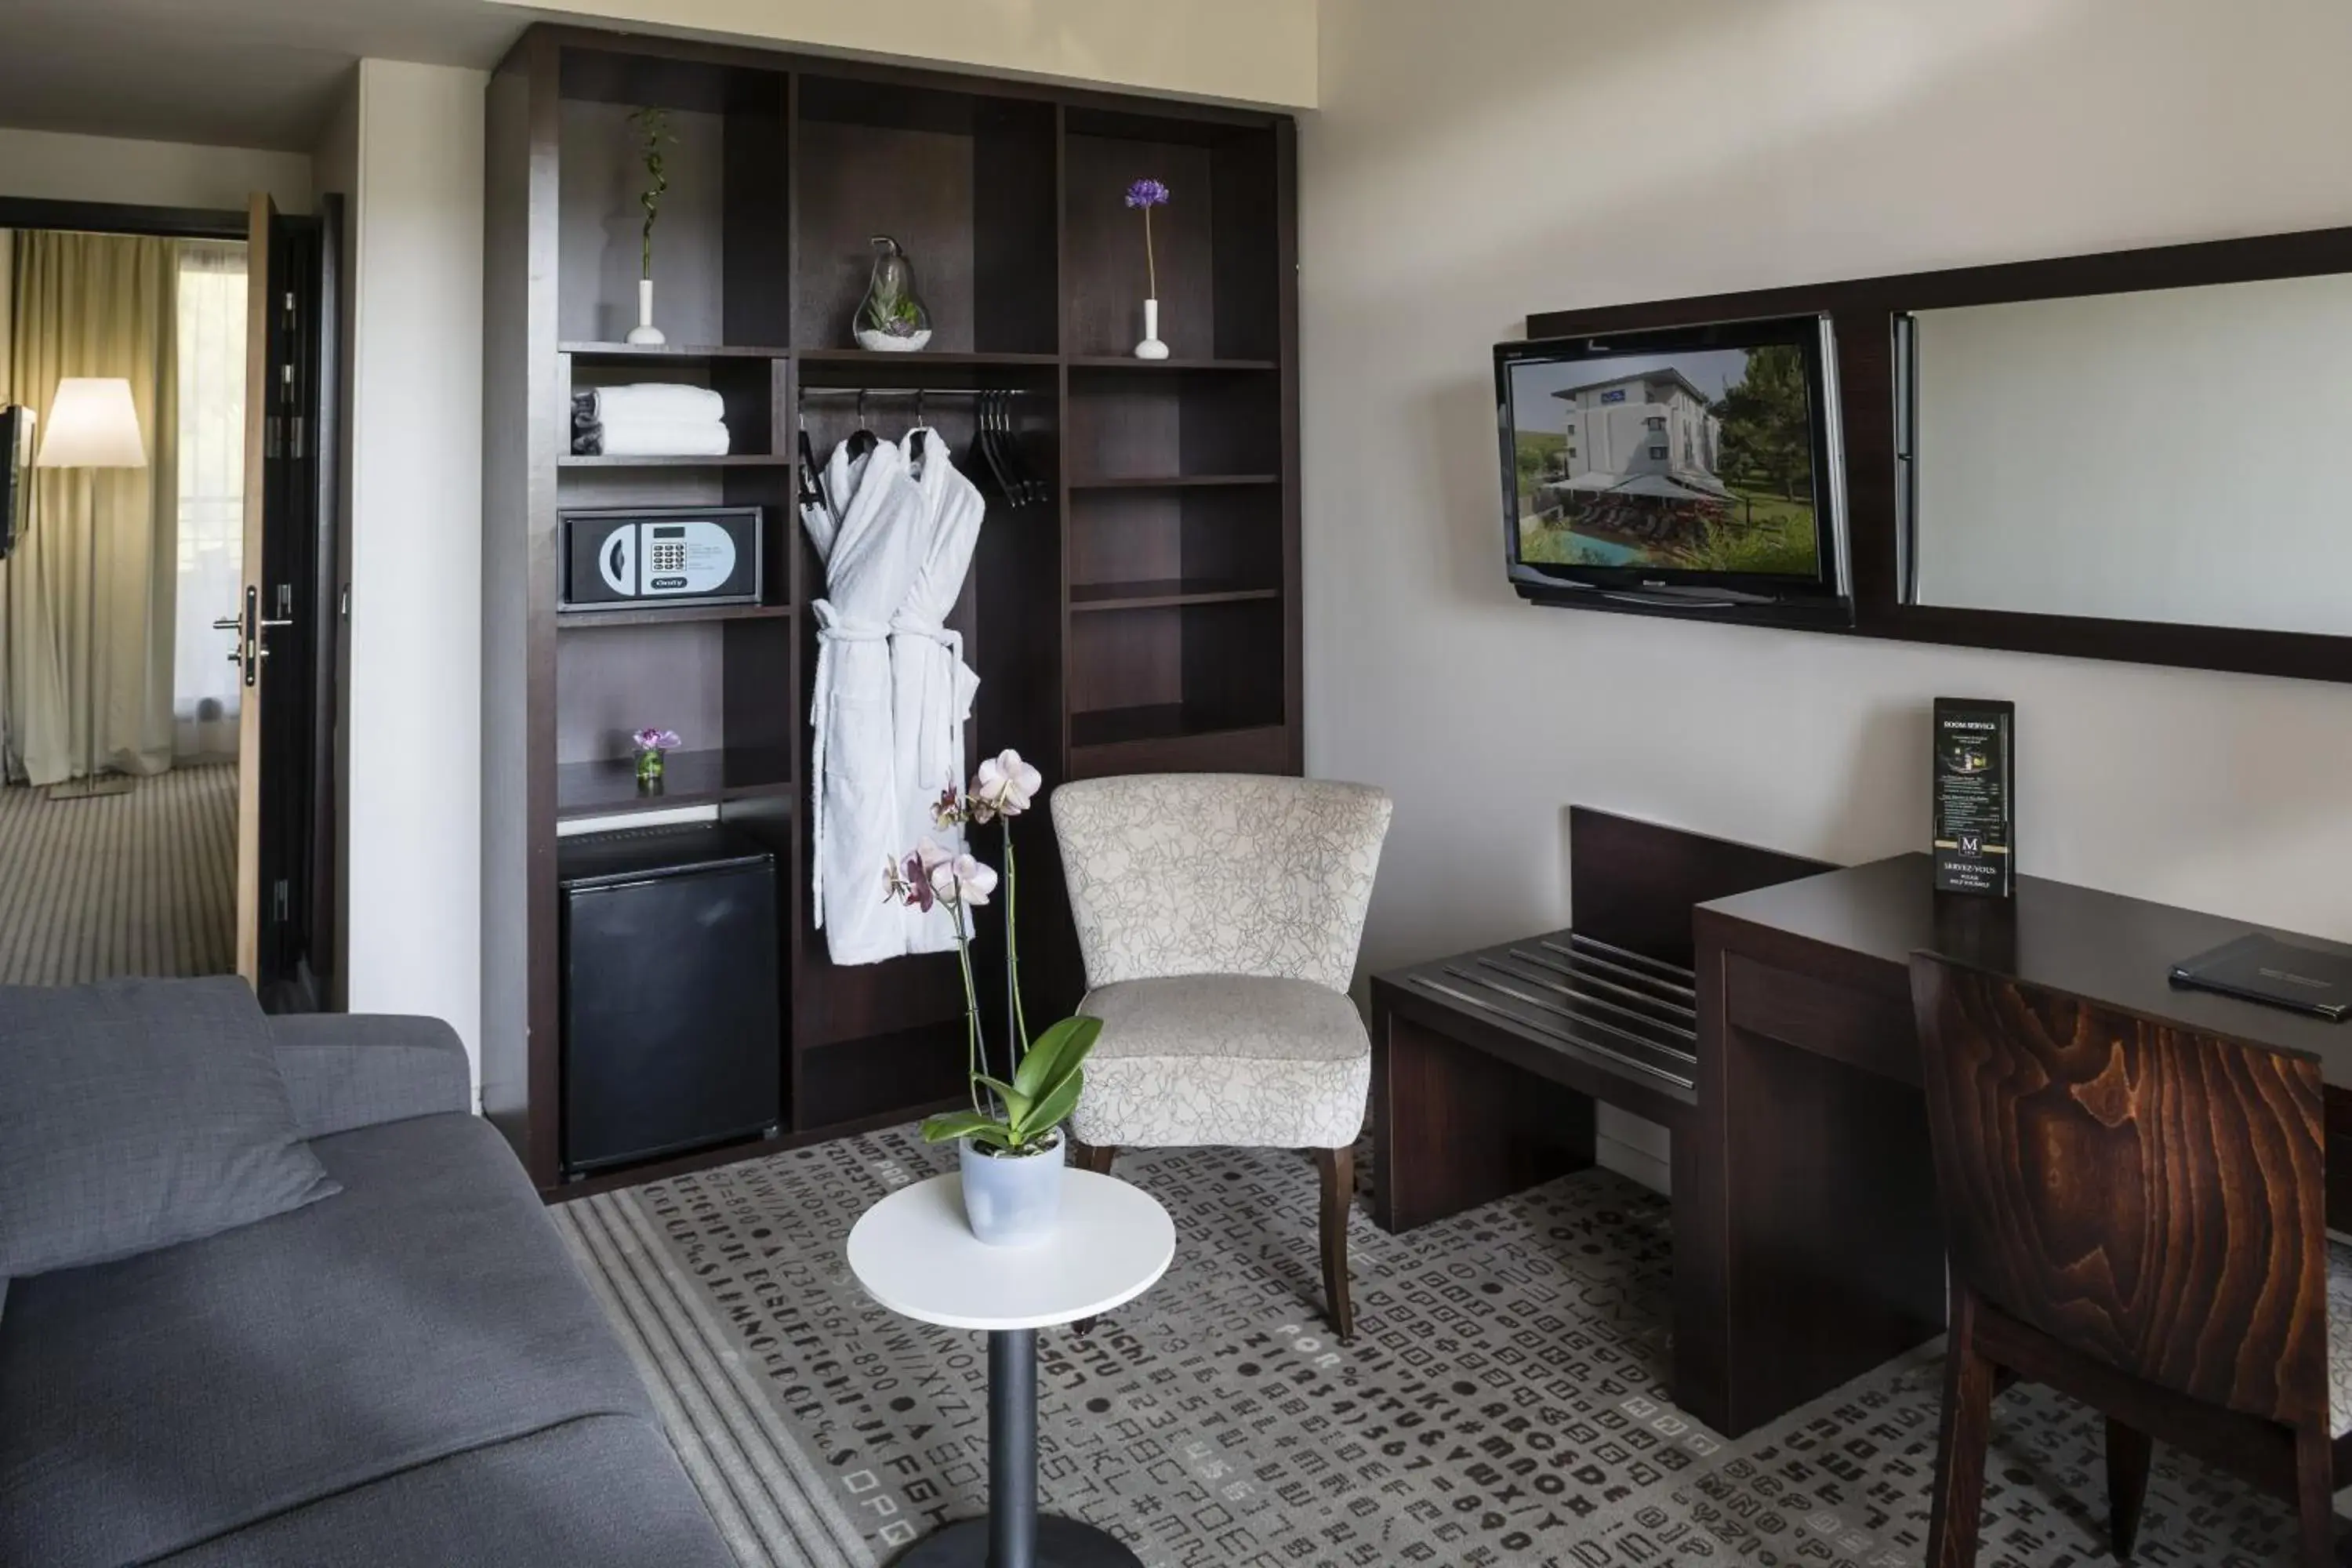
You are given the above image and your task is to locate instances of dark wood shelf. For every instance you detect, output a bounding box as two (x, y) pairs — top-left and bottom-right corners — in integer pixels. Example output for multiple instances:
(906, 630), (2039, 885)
(557, 603), (793, 630)
(1066, 356), (1279, 372)
(554, 746), (793, 821)
(560, 341), (789, 359)
(797, 348), (1061, 368)
(1069, 579), (1279, 612)
(558, 453), (788, 468)
(1069, 704), (1283, 751)
(1068, 474), (1281, 492)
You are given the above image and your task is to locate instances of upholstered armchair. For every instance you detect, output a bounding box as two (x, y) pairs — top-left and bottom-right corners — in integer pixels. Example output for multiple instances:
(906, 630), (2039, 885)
(1050, 774), (1393, 1339)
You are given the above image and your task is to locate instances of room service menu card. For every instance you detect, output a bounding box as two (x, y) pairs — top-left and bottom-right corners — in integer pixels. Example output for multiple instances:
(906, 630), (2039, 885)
(1933, 697), (2015, 898)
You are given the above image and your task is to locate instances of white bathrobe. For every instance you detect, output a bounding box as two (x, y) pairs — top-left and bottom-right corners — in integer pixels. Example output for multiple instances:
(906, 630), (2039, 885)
(807, 437), (926, 966)
(887, 430), (986, 954)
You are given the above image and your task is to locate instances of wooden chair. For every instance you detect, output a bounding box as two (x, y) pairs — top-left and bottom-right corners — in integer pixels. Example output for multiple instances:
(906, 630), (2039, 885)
(1910, 953), (2350, 1566)
(1051, 775), (1392, 1340)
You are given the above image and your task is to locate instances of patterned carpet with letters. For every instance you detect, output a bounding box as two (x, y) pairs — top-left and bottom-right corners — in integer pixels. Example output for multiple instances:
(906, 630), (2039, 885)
(560, 1126), (2315, 1568)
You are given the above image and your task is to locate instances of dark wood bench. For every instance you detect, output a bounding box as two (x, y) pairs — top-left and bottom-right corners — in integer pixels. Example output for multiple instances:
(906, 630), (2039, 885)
(1367, 807), (1829, 1232)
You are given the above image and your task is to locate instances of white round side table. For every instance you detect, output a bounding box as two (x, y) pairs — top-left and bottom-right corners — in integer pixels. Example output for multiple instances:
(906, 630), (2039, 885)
(846, 1169), (1174, 1568)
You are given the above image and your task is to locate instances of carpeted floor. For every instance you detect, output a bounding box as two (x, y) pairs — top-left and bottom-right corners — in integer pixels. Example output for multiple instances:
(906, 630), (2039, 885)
(557, 1127), (2318, 1568)
(0, 764), (236, 985)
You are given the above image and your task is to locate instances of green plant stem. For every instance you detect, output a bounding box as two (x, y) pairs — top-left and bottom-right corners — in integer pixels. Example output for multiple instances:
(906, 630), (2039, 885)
(1144, 206), (1158, 299)
(953, 902), (987, 1117)
(1003, 822), (1030, 1054)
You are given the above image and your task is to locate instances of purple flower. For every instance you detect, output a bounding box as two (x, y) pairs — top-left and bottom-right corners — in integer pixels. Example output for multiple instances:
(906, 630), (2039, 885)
(1124, 178), (1171, 209)
(633, 728), (681, 753)
(933, 782), (967, 829)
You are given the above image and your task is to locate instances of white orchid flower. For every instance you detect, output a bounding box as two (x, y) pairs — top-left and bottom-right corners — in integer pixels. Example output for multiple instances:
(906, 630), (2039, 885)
(969, 749), (1043, 823)
(930, 852), (1000, 909)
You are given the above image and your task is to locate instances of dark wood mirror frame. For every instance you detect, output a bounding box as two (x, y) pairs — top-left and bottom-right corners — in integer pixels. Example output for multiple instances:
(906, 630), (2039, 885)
(1526, 226), (2352, 686)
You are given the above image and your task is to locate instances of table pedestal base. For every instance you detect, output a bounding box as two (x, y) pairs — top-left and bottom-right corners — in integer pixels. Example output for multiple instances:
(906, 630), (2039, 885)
(894, 1516), (1143, 1567)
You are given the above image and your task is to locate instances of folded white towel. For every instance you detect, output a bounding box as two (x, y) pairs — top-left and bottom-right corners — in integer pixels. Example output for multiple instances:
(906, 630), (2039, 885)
(579, 383), (727, 425)
(593, 418), (732, 458)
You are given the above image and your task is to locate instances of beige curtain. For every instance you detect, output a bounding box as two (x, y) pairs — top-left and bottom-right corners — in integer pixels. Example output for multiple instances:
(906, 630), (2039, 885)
(2, 231), (180, 786)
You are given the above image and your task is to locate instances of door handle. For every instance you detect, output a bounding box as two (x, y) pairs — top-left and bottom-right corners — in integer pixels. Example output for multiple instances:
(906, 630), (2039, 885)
(212, 615), (241, 632)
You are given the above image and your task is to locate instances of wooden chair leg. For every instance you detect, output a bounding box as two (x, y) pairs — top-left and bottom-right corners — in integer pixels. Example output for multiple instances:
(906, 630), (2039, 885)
(2295, 1422), (2335, 1568)
(1926, 1287), (1996, 1568)
(2104, 1416), (2151, 1560)
(1069, 1142), (1117, 1334)
(1314, 1145), (1355, 1342)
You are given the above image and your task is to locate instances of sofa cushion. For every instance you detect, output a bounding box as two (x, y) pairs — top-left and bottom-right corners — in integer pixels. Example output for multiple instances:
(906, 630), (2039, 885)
(0, 977), (339, 1277)
(0, 1111), (659, 1568)
(150, 1414), (733, 1568)
(1070, 972), (1372, 1149)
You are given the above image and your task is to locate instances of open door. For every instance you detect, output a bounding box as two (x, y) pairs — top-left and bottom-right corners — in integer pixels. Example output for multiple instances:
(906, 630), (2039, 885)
(228, 194), (335, 1001)
(232, 193), (281, 984)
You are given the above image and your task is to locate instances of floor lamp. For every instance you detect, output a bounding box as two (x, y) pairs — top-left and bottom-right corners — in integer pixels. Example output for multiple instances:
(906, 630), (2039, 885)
(32, 377), (150, 793)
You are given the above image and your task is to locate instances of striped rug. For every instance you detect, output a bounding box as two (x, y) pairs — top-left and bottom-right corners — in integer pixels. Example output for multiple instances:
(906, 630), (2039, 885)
(553, 1191), (878, 1568)
(0, 764), (236, 985)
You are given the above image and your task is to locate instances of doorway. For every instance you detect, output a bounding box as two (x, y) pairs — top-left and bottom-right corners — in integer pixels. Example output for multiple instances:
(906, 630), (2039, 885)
(0, 196), (336, 1003)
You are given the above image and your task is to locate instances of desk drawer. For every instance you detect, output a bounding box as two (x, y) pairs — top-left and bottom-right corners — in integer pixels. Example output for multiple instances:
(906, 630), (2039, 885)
(1724, 955), (1920, 1086)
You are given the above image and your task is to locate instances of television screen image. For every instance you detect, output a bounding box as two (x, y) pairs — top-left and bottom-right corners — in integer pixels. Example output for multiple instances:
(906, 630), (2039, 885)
(1507, 344), (1819, 578)
(1494, 314), (1849, 625)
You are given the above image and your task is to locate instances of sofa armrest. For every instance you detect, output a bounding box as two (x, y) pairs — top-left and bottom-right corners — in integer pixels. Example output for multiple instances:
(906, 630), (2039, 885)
(267, 1014), (471, 1139)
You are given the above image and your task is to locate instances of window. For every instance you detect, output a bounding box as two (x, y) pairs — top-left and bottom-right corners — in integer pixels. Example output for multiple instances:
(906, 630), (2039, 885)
(1645, 416), (1665, 432)
(1599, 388), (1627, 404)
(1565, 446), (1577, 459)
(173, 241), (248, 762)
(1648, 445), (1668, 460)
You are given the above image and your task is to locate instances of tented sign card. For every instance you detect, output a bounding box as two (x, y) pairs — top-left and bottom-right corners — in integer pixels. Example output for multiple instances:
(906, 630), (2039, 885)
(1933, 697), (2015, 898)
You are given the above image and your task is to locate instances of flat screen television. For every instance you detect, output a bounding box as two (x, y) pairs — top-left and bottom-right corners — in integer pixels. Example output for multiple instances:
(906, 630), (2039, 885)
(1494, 314), (1851, 626)
(0, 405), (33, 562)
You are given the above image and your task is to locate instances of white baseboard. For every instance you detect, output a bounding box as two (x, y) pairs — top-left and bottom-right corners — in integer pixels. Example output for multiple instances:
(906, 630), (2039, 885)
(1595, 1134), (1670, 1195)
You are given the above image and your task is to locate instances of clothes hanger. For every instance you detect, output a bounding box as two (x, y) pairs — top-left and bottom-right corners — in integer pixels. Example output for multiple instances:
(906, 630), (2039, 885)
(975, 390), (1018, 506)
(847, 387), (878, 463)
(796, 407), (833, 524)
(999, 393), (1046, 507)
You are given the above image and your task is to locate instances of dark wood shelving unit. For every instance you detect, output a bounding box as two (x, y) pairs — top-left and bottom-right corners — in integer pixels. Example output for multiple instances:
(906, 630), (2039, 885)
(485, 23), (1300, 1196)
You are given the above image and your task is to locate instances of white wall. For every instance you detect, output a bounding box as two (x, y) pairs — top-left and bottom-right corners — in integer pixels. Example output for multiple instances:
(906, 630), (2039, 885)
(337, 60), (487, 1083)
(1301, 0), (2352, 1191)
(495, 0), (1319, 107)
(0, 125), (311, 213)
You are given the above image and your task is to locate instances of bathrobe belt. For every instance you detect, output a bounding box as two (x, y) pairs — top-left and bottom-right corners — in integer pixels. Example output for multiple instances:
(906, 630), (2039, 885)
(808, 600), (895, 927)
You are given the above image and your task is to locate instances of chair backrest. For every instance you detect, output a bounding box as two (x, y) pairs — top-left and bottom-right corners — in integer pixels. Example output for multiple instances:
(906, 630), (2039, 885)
(1909, 953), (2328, 1428)
(1051, 774), (1392, 992)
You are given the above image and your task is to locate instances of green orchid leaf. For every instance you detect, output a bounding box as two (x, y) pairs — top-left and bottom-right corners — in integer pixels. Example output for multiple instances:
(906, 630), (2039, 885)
(975, 1075), (1032, 1124)
(1015, 1070), (1084, 1142)
(964, 1122), (1020, 1151)
(1013, 1015), (1102, 1100)
(920, 1110), (1005, 1144)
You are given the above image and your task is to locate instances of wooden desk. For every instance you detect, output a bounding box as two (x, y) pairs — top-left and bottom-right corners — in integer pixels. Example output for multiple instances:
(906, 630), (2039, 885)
(1373, 821), (2352, 1441)
(1688, 852), (2352, 1437)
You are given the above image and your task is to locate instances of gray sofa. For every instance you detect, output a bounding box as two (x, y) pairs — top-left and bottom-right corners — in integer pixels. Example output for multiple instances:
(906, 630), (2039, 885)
(0, 1007), (735, 1568)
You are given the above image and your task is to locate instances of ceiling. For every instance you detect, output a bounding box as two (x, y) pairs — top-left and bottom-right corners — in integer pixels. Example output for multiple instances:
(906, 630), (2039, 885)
(0, 0), (535, 151)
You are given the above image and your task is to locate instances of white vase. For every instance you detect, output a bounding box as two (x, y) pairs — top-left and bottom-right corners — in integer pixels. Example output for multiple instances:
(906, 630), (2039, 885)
(1134, 297), (1170, 361)
(959, 1134), (1065, 1247)
(626, 277), (666, 346)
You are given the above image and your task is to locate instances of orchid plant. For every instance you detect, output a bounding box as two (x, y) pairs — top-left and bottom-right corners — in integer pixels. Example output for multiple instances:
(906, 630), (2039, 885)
(885, 750), (1101, 1157)
(1126, 178), (1171, 299)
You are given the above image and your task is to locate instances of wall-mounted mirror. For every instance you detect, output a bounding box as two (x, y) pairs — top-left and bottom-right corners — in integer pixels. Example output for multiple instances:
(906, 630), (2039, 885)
(1899, 274), (2352, 638)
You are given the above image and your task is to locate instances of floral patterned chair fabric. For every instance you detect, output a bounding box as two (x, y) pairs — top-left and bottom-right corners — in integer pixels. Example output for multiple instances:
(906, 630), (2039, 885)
(1050, 774), (1393, 1338)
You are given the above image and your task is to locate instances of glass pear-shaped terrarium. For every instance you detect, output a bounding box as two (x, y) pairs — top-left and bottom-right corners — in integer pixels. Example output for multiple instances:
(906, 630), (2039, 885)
(853, 234), (934, 353)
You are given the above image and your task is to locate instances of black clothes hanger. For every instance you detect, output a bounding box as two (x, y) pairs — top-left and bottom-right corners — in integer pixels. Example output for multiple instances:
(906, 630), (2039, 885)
(971, 390), (1018, 506)
(847, 387), (879, 463)
(796, 414), (833, 525)
(997, 393), (1046, 507)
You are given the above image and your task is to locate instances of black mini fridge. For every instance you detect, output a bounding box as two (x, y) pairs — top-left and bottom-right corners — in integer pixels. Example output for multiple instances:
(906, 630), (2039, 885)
(557, 823), (782, 1178)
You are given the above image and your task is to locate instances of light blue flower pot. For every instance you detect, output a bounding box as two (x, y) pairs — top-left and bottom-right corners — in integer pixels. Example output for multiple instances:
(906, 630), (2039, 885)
(959, 1134), (1065, 1247)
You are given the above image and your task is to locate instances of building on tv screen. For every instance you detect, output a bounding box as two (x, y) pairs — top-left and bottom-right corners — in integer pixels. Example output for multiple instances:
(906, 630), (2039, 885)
(1511, 347), (1821, 578)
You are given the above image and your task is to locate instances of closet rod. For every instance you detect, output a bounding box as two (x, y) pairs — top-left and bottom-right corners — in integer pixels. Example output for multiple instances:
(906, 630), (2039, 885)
(797, 387), (1037, 399)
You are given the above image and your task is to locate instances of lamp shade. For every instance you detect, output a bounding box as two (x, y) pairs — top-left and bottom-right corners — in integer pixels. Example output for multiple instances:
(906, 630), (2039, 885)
(36, 378), (147, 469)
